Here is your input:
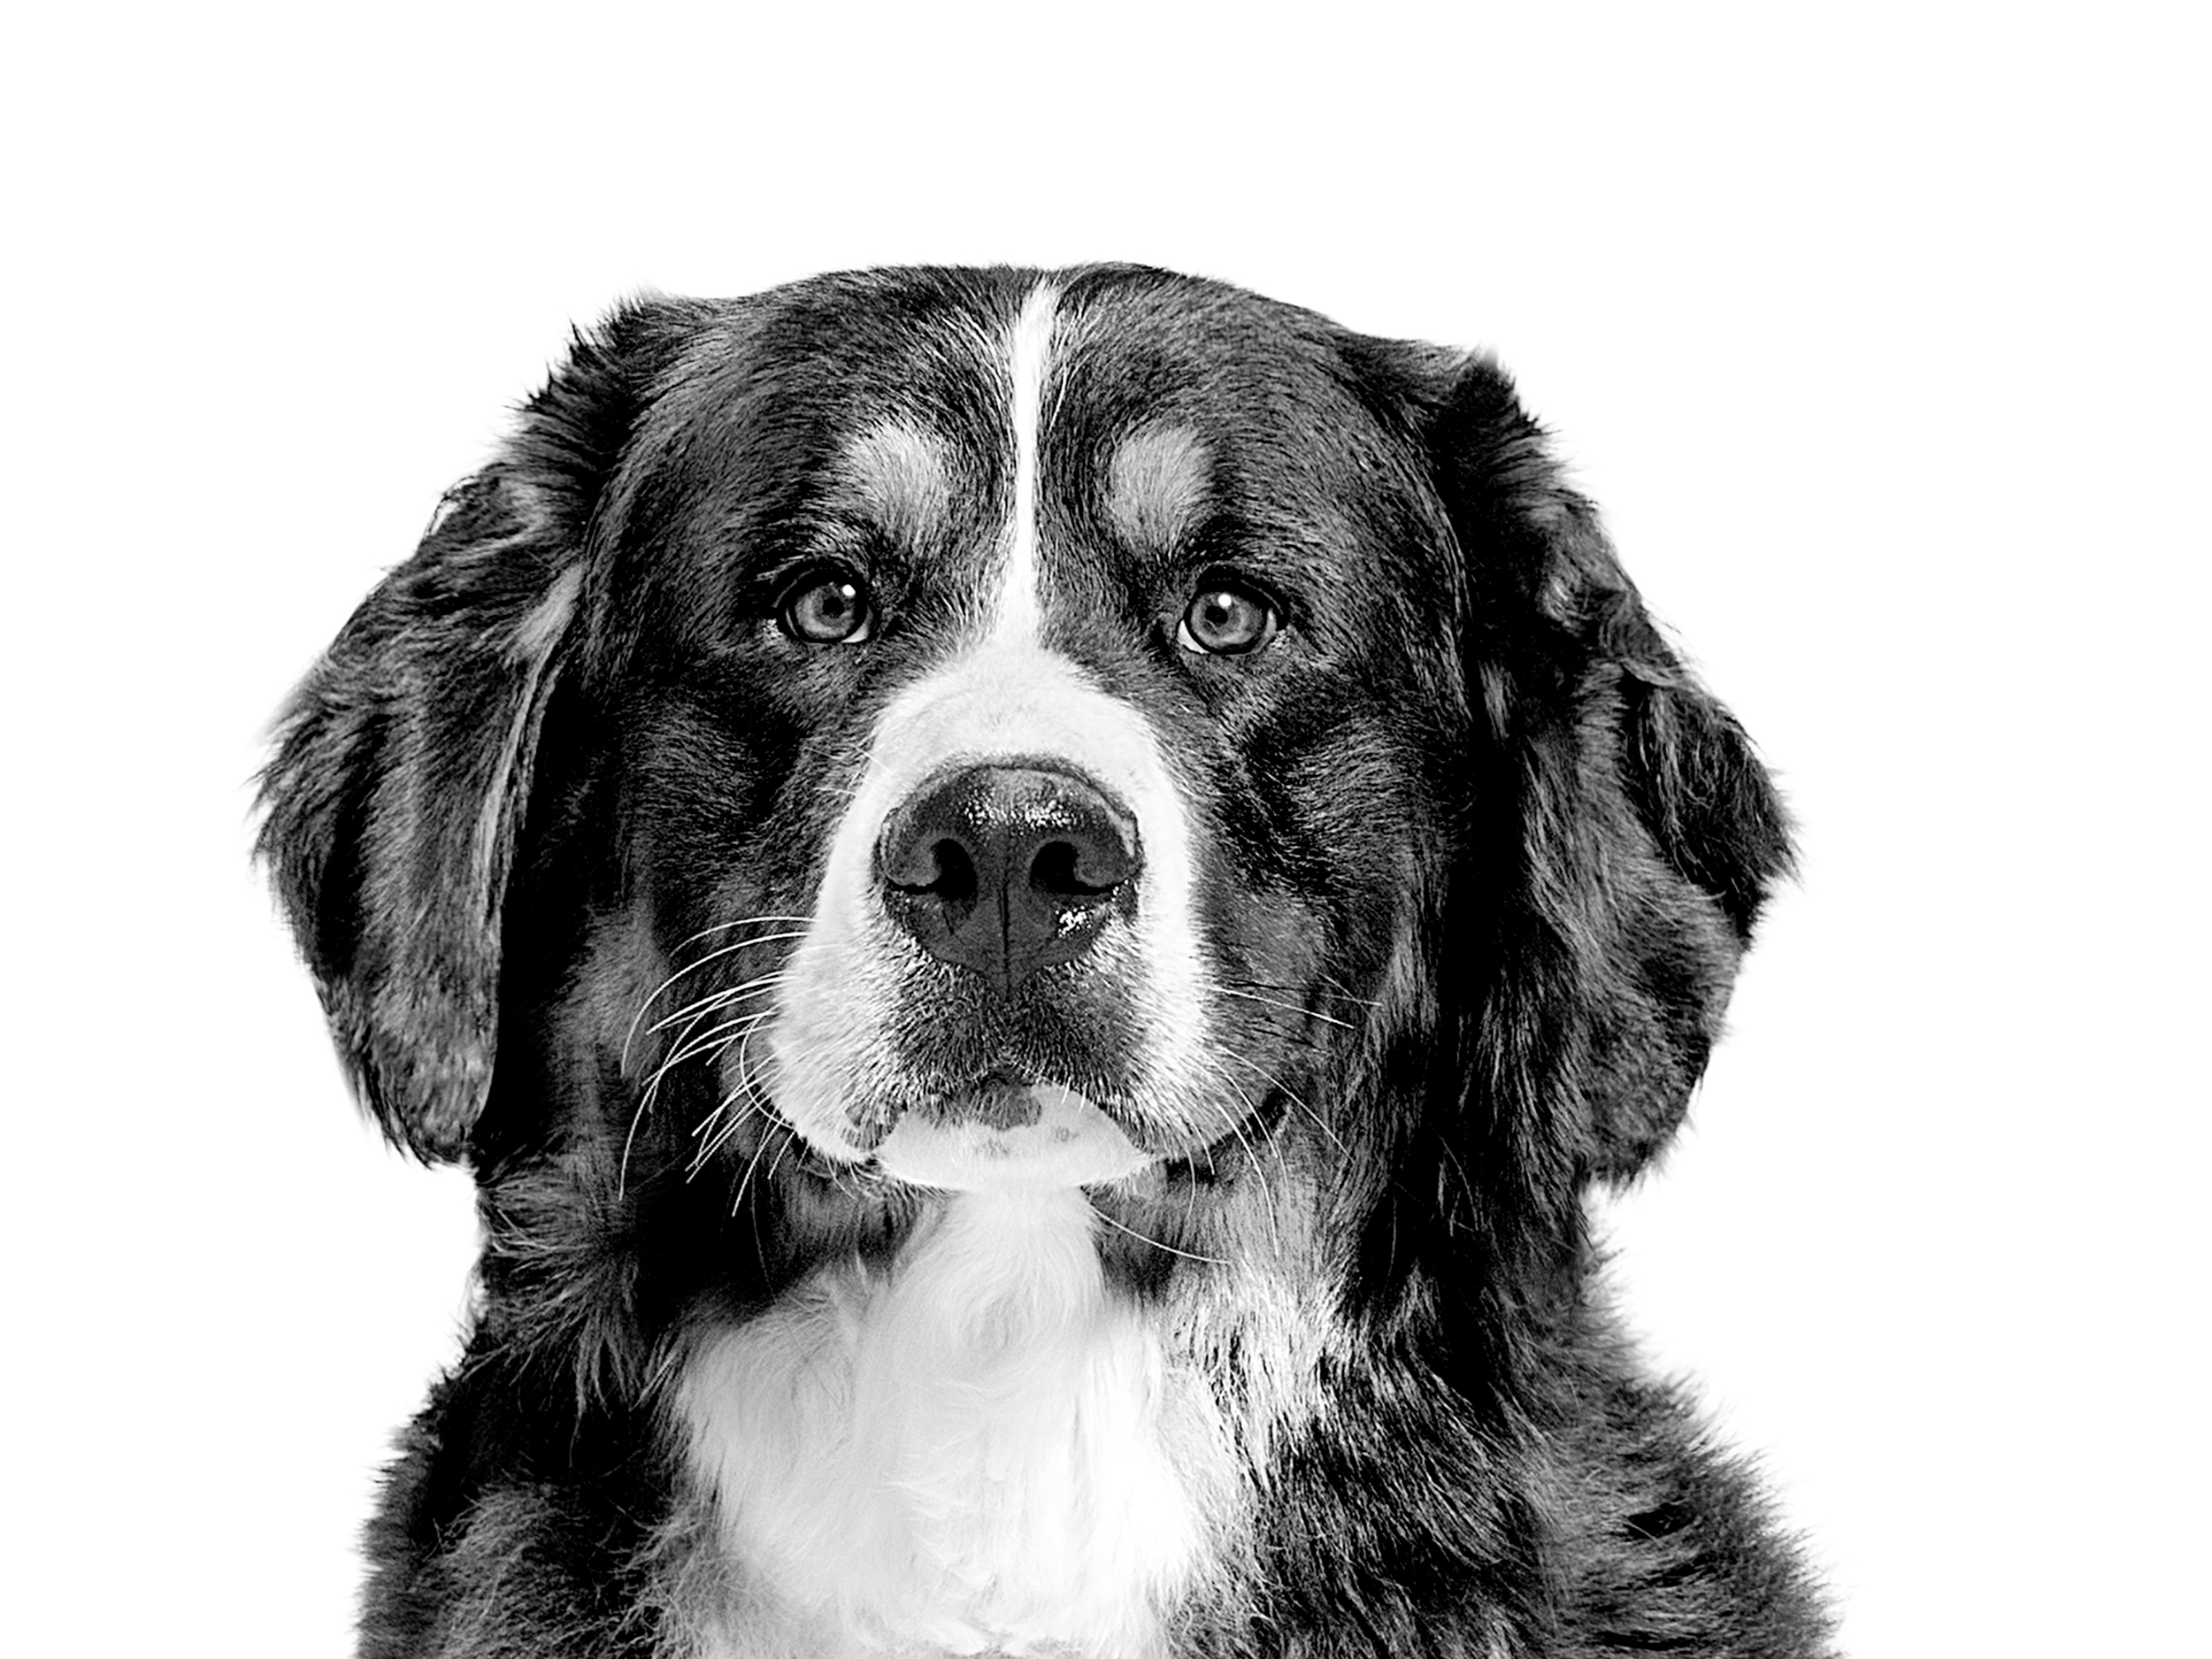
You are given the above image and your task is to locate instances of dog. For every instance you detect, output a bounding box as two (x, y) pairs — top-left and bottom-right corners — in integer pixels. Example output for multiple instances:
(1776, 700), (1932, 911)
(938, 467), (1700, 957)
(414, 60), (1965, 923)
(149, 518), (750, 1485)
(261, 265), (1830, 1657)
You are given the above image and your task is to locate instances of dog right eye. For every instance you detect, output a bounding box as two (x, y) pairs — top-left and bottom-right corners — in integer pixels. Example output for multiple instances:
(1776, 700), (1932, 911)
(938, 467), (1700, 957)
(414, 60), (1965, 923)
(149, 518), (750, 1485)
(777, 567), (877, 645)
(1177, 578), (1280, 657)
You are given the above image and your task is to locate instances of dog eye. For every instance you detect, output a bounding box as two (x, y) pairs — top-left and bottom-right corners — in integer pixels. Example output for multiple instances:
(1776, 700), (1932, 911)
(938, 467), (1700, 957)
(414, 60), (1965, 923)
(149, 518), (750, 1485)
(778, 568), (876, 645)
(1177, 580), (1279, 656)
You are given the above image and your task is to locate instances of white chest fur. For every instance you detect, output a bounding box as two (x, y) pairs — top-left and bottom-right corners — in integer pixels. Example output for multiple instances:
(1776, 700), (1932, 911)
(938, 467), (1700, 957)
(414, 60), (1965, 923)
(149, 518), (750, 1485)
(673, 1191), (1232, 1657)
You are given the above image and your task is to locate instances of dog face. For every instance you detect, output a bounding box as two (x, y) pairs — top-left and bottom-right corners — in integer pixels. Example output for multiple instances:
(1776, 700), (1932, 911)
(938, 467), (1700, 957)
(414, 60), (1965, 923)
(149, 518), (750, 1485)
(594, 277), (1471, 1205)
(263, 261), (1786, 1321)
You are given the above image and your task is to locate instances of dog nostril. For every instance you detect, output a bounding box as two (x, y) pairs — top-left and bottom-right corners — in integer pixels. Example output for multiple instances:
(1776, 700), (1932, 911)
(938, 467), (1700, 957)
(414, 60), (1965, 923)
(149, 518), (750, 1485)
(1028, 836), (1128, 898)
(933, 839), (979, 902)
(887, 836), (978, 902)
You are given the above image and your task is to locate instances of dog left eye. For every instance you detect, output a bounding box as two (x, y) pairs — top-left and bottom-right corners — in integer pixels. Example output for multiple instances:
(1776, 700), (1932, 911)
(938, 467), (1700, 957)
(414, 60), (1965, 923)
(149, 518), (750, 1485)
(778, 569), (876, 645)
(1178, 580), (1279, 656)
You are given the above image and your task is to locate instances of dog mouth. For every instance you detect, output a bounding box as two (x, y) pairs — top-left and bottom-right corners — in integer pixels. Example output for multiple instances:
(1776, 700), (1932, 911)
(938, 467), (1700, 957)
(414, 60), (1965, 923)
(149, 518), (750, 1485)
(760, 1060), (1292, 1196)
(864, 1079), (1155, 1193)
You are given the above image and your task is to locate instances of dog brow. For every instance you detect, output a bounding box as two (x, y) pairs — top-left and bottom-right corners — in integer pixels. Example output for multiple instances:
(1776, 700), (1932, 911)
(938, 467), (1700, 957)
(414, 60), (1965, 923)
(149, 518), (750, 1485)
(837, 419), (953, 545)
(1103, 423), (1210, 552)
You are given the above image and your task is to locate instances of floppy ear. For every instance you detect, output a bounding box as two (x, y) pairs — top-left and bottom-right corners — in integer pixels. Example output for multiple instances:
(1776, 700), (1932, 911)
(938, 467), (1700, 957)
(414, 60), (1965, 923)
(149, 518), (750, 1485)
(257, 312), (671, 1161)
(1424, 356), (1793, 1185)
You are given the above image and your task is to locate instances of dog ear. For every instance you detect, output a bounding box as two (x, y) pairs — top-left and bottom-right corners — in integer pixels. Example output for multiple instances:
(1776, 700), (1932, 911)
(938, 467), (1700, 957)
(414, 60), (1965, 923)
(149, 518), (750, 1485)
(1419, 355), (1793, 1185)
(257, 307), (680, 1161)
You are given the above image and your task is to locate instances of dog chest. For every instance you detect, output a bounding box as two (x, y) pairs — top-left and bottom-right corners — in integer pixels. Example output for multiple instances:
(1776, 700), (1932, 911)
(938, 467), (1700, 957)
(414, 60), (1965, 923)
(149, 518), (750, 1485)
(672, 1190), (1233, 1657)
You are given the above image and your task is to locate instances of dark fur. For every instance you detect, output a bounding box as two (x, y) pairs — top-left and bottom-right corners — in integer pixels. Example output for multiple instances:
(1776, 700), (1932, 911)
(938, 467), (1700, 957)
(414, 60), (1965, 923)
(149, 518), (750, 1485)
(263, 265), (1829, 1656)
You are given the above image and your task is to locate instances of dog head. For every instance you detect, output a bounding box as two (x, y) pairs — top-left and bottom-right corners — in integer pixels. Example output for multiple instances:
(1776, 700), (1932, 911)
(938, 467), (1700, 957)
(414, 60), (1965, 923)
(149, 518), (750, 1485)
(261, 266), (1787, 1314)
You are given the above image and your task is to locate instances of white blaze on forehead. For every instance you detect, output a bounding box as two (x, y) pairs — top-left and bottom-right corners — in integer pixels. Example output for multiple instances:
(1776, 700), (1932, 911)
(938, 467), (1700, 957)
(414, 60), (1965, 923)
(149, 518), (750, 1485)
(992, 283), (1061, 644)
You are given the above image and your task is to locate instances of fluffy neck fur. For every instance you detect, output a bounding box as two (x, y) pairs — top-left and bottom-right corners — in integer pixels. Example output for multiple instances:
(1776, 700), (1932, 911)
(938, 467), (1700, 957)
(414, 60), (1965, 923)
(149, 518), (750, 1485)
(672, 1189), (1241, 1658)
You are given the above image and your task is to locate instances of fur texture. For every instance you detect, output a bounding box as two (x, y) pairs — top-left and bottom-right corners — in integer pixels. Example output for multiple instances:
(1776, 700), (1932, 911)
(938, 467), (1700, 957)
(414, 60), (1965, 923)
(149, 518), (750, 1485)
(262, 265), (1830, 1656)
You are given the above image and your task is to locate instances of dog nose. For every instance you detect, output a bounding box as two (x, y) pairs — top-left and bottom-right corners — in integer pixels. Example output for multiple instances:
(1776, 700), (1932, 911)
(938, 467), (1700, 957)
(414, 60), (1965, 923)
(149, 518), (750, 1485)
(877, 763), (1141, 992)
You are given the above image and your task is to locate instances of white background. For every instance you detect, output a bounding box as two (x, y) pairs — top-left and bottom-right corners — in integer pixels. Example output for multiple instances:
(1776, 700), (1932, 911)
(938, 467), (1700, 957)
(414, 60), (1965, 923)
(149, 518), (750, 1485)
(5, 4), (2204, 1653)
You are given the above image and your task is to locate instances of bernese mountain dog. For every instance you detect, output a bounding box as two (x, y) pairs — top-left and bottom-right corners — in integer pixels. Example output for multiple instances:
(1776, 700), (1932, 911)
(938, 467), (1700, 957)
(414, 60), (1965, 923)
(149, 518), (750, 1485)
(260, 265), (1831, 1657)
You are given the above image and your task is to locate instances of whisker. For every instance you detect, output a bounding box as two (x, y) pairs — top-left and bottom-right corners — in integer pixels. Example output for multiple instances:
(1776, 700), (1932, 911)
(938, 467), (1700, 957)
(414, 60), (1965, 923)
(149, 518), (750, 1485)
(1222, 972), (1385, 1013)
(1316, 971), (1385, 1010)
(694, 1015), (803, 1176)
(646, 973), (790, 1036)
(621, 979), (789, 1198)
(1197, 1056), (1283, 1256)
(1216, 984), (1358, 1032)
(764, 1122), (799, 1184)
(1089, 1204), (1227, 1266)
(675, 915), (818, 951)
(729, 1120), (781, 1213)
(728, 1108), (806, 1215)
(650, 998), (786, 1071)
(718, 1033), (815, 1202)
(694, 1097), (771, 1173)
(1221, 1048), (1347, 1155)
(641, 976), (790, 1096)
(618, 929), (810, 1067)
(692, 1030), (780, 1170)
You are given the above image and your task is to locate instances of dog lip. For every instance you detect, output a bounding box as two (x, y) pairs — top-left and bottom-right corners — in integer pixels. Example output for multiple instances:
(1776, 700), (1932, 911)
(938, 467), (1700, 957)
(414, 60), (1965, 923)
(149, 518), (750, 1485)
(867, 1081), (1155, 1192)
(964, 1073), (1045, 1130)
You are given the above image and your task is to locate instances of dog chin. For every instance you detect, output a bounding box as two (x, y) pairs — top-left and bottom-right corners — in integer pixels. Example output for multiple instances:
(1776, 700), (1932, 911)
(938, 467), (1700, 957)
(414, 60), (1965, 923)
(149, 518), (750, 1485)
(831, 1083), (1156, 1193)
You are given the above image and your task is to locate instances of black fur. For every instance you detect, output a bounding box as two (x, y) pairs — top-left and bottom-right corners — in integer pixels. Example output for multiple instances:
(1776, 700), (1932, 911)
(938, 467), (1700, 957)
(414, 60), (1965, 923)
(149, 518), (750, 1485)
(262, 265), (1828, 1656)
